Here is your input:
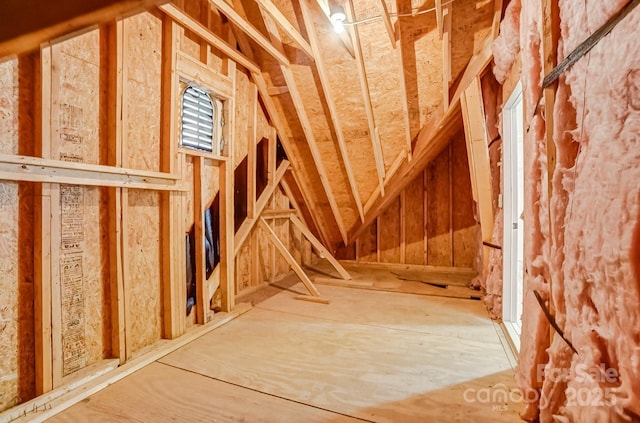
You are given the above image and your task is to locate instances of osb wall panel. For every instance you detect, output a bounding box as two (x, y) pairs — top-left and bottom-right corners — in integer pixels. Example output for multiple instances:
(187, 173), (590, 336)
(309, 7), (378, 205)
(451, 135), (480, 267)
(427, 146), (452, 266)
(125, 190), (162, 354)
(357, 220), (377, 262)
(123, 13), (163, 354)
(379, 196), (401, 263)
(174, 0), (203, 61)
(352, 0), (407, 171)
(0, 59), (21, 412)
(233, 70), (251, 168)
(272, 187), (291, 276)
(345, 139), (479, 269)
(51, 32), (111, 376)
(51, 31), (100, 164)
(124, 12), (162, 173)
(404, 172), (425, 264)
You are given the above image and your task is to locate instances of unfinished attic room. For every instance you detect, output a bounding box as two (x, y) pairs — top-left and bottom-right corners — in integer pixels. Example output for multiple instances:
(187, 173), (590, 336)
(1, 0), (640, 421)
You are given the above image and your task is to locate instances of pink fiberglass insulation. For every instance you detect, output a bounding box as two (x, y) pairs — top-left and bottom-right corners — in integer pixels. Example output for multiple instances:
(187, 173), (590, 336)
(484, 207), (504, 320)
(493, 0), (640, 421)
(541, 1), (640, 421)
(492, 0), (521, 84)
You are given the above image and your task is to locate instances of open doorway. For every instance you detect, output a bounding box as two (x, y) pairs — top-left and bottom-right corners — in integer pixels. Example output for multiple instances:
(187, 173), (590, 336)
(502, 83), (524, 351)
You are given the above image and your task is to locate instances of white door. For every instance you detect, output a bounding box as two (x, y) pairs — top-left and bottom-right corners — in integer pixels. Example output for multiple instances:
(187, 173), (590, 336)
(502, 83), (524, 350)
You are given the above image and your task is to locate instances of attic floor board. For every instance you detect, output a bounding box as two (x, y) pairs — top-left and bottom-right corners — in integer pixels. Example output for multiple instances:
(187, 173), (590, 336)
(48, 283), (521, 423)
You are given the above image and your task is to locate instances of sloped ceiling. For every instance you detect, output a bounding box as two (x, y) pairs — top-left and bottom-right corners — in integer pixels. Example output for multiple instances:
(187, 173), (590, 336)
(189, 0), (498, 251)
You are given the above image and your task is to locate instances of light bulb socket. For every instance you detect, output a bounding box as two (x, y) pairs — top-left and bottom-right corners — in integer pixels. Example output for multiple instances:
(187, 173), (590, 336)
(330, 5), (346, 33)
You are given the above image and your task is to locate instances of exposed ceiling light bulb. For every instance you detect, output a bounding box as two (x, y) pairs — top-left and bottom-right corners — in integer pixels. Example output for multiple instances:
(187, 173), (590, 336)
(330, 6), (346, 33)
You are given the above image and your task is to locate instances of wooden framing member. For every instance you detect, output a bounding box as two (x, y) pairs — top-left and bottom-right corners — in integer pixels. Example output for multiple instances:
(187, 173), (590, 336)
(541, 0), (559, 322)
(218, 56), (236, 312)
(262, 209), (296, 218)
(220, 1), (335, 249)
(290, 214), (351, 280)
(344, 0), (386, 199)
(349, 35), (494, 243)
(299, 0), (364, 222)
(235, 160), (290, 255)
(101, 21), (128, 366)
(311, 0), (355, 58)
(400, 190), (406, 263)
(254, 0), (314, 58)
(377, 0), (396, 48)
(34, 43), (53, 395)
(435, 0), (443, 39)
(492, 0), (504, 39)
(280, 172), (326, 246)
(193, 156), (208, 324)
(247, 84), (258, 219)
(159, 3), (260, 74)
(258, 218), (326, 300)
(206, 0), (289, 66)
(0, 154), (183, 189)
(461, 77), (493, 266)
(160, 17), (186, 339)
(0, 0), (170, 58)
(260, 11), (349, 244)
(442, 4), (452, 110)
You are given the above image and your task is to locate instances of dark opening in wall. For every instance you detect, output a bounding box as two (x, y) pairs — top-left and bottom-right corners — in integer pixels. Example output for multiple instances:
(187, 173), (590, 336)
(204, 193), (220, 278)
(256, 138), (269, 200)
(276, 136), (287, 167)
(234, 157), (248, 232)
(185, 226), (196, 316)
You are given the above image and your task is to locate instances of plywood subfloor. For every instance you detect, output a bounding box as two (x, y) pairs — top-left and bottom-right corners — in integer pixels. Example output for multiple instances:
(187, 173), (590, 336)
(48, 279), (521, 422)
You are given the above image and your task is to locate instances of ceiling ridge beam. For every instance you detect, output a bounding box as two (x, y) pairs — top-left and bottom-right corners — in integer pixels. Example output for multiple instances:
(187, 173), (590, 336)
(208, 0), (290, 66)
(299, 0), (365, 222)
(345, 0), (385, 199)
(260, 10), (349, 245)
(254, 0), (315, 59)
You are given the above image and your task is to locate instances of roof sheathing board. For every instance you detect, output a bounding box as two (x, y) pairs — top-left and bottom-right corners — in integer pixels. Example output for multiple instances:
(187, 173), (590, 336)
(240, 0), (342, 247)
(270, 0), (360, 232)
(352, 0), (407, 171)
(397, 0), (442, 138)
(449, 0), (493, 81)
(310, 5), (379, 205)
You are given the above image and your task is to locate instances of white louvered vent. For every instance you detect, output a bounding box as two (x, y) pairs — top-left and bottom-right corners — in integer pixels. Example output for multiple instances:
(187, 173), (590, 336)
(181, 85), (220, 153)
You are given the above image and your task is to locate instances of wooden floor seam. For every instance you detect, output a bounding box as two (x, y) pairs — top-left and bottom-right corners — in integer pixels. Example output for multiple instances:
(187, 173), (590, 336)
(155, 361), (375, 423)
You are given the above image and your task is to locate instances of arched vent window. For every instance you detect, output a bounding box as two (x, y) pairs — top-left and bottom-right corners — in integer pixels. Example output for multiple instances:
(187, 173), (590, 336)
(181, 85), (215, 152)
